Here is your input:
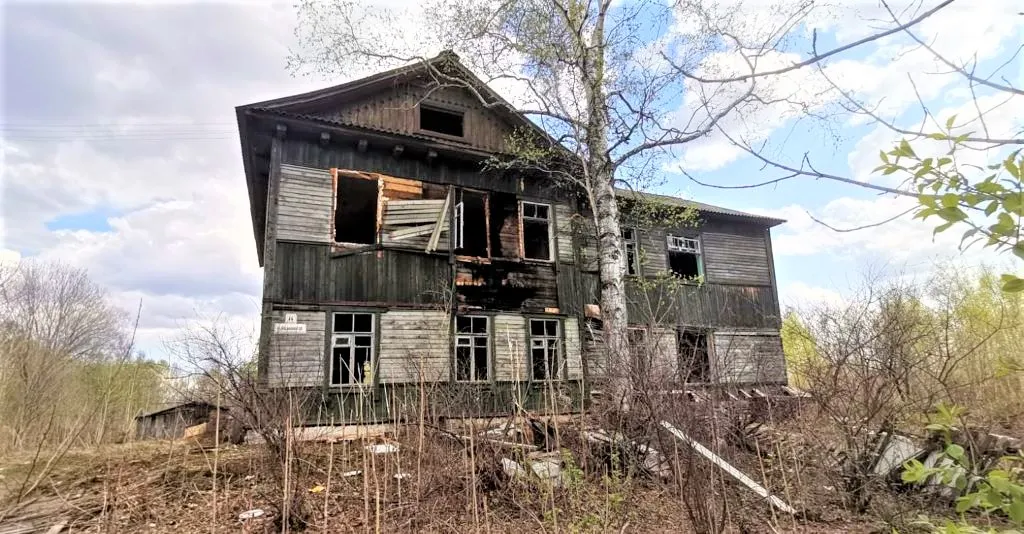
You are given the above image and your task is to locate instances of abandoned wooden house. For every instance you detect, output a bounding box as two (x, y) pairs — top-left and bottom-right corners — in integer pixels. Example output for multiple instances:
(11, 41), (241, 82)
(236, 52), (788, 423)
(134, 402), (225, 441)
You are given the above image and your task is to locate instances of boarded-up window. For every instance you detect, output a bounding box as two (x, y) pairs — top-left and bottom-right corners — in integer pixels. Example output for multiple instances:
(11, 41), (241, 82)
(335, 175), (378, 244)
(455, 315), (489, 381)
(331, 312), (375, 386)
(667, 235), (702, 279)
(678, 329), (710, 383)
(530, 318), (562, 379)
(522, 202), (551, 261)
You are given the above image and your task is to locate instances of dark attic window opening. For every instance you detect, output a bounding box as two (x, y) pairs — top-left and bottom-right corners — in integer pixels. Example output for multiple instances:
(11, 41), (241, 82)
(455, 190), (489, 257)
(667, 235), (702, 279)
(419, 105), (464, 137)
(335, 175), (378, 244)
(522, 202), (551, 261)
(678, 329), (710, 383)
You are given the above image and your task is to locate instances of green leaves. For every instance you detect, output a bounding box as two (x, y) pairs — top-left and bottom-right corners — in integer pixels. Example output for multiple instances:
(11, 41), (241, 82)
(1001, 274), (1024, 293)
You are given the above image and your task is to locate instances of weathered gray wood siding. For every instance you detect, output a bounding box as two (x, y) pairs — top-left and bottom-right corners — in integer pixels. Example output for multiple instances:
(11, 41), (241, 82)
(276, 164), (332, 243)
(701, 232), (772, 286)
(582, 320), (606, 380)
(378, 310), (450, 383)
(564, 317), (583, 380)
(712, 330), (786, 383)
(266, 310), (326, 387)
(554, 204), (575, 264)
(639, 227), (668, 276)
(573, 217), (599, 272)
(649, 326), (678, 379)
(493, 315), (528, 381)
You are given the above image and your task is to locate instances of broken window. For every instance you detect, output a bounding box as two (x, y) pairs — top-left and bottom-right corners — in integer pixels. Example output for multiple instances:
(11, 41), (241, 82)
(489, 193), (519, 258)
(622, 228), (640, 276)
(530, 318), (562, 380)
(331, 312), (375, 386)
(419, 105), (464, 137)
(335, 175), (379, 244)
(522, 202), (551, 261)
(678, 329), (710, 383)
(667, 235), (703, 279)
(455, 315), (489, 381)
(454, 190), (489, 257)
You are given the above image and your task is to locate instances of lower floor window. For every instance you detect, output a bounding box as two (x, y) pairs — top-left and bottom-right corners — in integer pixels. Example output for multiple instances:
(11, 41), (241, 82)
(678, 329), (710, 383)
(331, 312), (374, 386)
(530, 318), (562, 379)
(455, 315), (489, 381)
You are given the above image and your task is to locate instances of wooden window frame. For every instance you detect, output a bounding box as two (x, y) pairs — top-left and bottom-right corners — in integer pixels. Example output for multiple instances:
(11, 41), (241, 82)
(528, 317), (564, 381)
(666, 234), (704, 280)
(328, 311), (378, 390)
(520, 200), (554, 262)
(622, 227), (641, 276)
(453, 187), (492, 260)
(416, 102), (467, 140)
(677, 327), (714, 385)
(454, 315), (491, 382)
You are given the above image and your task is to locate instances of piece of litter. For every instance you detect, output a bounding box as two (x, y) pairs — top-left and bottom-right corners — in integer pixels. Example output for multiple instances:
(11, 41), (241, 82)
(238, 509), (265, 520)
(244, 475), (255, 481)
(309, 484), (326, 493)
(342, 470), (362, 477)
(393, 472), (411, 480)
(366, 443), (400, 454)
(501, 458), (528, 478)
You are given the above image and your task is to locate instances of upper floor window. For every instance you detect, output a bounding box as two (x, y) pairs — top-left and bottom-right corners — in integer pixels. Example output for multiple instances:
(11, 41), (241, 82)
(331, 312), (375, 386)
(530, 318), (562, 379)
(335, 175), (379, 244)
(522, 202), (552, 261)
(419, 105), (464, 137)
(667, 235), (703, 279)
(622, 228), (640, 276)
(455, 315), (489, 381)
(453, 189), (489, 257)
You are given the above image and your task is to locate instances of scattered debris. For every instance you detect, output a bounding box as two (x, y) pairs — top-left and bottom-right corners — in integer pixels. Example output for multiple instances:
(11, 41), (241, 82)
(365, 443), (400, 454)
(342, 470), (362, 477)
(309, 484), (326, 493)
(501, 458), (528, 478)
(238, 509), (265, 521)
(661, 421), (797, 515)
(393, 472), (411, 480)
(871, 432), (923, 476)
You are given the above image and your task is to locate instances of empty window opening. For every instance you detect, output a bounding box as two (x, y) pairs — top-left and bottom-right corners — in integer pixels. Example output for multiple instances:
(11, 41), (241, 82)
(454, 190), (489, 257)
(678, 329), (710, 383)
(667, 235), (702, 279)
(622, 228), (640, 275)
(530, 318), (562, 380)
(419, 106), (464, 137)
(489, 193), (519, 258)
(455, 315), (489, 381)
(522, 202), (551, 261)
(335, 175), (379, 244)
(331, 312), (375, 386)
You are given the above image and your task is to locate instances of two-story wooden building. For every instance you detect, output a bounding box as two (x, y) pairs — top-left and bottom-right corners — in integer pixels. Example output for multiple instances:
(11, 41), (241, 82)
(236, 52), (787, 423)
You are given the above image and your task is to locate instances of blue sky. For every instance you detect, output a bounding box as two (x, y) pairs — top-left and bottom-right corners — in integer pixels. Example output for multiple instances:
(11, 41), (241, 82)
(1, 0), (1020, 361)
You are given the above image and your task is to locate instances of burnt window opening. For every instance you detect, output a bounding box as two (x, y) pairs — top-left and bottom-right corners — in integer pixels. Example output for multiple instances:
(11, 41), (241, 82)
(522, 201), (551, 261)
(335, 175), (379, 244)
(678, 329), (710, 383)
(454, 190), (489, 257)
(530, 318), (562, 380)
(622, 228), (640, 276)
(667, 235), (702, 279)
(419, 105), (464, 137)
(489, 193), (519, 258)
(331, 312), (375, 386)
(455, 315), (489, 381)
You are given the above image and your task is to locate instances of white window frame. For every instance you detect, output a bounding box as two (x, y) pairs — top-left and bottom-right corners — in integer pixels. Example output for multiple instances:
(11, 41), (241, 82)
(453, 201), (465, 249)
(622, 228), (640, 276)
(521, 201), (553, 261)
(330, 312), (375, 387)
(454, 315), (490, 382)
(529, 318), (563, 380)
(667, 235), (700, 253)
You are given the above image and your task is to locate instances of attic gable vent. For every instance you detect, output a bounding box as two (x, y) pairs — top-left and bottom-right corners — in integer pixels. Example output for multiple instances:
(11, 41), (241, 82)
(419, 105), (464, 137)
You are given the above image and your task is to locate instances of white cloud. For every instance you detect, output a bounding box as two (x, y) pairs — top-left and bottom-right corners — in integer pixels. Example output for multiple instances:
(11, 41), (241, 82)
(779, 281), (844, 309)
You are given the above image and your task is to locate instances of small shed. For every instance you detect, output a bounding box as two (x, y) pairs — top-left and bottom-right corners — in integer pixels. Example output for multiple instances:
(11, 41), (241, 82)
(134, 402), (225, 440)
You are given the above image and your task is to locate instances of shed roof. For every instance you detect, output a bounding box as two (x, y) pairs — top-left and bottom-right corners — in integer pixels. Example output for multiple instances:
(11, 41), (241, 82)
(135, 401), (222, 420)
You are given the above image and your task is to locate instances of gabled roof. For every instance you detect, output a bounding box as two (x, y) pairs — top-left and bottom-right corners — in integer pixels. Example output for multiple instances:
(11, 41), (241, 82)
(616, 189), (786, 227)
